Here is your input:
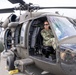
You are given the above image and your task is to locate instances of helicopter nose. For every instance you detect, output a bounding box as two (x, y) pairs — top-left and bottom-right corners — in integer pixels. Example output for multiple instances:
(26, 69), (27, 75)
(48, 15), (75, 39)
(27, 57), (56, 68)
(60, 50), (76, 75)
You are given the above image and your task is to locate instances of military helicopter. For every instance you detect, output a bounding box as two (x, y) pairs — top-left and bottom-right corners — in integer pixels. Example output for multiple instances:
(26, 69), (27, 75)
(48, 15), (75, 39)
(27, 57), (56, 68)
(1, 0), (76, 75)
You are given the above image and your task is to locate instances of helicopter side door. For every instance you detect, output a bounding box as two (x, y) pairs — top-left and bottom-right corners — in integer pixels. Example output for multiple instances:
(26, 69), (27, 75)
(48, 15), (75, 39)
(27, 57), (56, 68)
(16, 21), (30, 58)
(14, 24), (22, 46)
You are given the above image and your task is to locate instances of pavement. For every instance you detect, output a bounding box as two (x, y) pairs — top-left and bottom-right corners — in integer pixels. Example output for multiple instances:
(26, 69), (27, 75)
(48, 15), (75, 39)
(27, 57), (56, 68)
(0, 54), (25, 75)
(0, 57), (9, 75)
(0, 54), (54, 75)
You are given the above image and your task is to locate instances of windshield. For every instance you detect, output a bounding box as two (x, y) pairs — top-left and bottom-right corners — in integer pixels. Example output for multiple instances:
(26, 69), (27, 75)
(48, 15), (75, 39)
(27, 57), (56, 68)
(49, 16), (76, 40)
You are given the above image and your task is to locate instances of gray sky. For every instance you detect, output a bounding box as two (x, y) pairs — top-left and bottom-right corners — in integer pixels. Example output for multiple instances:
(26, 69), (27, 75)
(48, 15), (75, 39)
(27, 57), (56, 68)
(0, 0), (76, 21)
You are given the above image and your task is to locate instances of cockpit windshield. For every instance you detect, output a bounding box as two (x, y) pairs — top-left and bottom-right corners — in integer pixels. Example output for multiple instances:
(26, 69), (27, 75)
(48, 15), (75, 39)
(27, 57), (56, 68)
(49, 16), (76, 41)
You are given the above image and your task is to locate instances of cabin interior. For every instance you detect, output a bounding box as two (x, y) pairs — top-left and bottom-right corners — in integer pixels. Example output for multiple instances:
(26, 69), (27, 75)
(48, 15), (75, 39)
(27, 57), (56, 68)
(28, 16), (56, 62)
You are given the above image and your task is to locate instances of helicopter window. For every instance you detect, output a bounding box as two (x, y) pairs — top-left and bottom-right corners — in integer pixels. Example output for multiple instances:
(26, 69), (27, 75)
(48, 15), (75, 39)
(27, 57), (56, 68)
(49, 16), (76, 41)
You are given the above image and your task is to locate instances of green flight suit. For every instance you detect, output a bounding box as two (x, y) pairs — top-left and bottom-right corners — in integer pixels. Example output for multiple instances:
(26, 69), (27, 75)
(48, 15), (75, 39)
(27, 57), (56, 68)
(41, 29), (54, 46)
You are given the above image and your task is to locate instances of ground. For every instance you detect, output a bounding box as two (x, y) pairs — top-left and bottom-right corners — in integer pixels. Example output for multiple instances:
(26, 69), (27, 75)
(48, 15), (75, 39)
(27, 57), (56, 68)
(0, 54), (54, 75)
(0, 56), (26, 75)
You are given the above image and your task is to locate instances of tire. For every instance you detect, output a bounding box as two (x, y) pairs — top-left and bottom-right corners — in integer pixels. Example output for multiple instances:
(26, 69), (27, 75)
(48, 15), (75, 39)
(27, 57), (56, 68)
(7, 55), (15, 71)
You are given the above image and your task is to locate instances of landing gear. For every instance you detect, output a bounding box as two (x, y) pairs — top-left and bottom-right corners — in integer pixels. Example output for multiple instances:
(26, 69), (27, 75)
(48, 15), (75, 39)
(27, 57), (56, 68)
(7, 55), (15, 71)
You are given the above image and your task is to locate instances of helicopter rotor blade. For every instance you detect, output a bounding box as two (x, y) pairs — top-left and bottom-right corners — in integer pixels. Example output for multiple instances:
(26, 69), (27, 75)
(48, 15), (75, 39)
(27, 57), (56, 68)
(0, 5), (76, 13)
(38, 7), (76, 9)
(8, 0), (25, 5)
(0, 8), (15, 13)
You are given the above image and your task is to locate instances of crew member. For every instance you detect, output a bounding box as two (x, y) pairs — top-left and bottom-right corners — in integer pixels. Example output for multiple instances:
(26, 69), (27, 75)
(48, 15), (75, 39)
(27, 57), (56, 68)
(41, 21), (55, 58)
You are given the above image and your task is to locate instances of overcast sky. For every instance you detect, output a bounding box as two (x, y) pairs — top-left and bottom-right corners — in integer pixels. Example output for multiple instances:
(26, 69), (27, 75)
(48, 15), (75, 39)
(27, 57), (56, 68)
(0, 0), (76, 21)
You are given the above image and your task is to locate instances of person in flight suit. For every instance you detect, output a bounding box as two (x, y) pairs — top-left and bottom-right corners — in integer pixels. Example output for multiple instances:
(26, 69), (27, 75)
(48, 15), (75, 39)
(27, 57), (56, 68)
(41, 21), (55, 58)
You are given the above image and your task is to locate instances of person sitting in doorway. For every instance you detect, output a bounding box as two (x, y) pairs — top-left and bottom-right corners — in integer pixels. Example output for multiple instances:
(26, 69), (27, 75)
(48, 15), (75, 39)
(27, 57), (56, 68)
(41, 21), (56, 59)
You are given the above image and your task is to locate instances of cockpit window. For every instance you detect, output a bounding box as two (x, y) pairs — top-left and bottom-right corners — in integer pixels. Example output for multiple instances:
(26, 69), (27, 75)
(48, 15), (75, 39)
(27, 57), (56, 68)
(49, 16), (76, 40)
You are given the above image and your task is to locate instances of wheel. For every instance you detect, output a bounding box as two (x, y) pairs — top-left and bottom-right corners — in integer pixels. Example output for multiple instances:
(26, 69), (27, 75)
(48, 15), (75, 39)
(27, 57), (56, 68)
(7, 55), (15, 71)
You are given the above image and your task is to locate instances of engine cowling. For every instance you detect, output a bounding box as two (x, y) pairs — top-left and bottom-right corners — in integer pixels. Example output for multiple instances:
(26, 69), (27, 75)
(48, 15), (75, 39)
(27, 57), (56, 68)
(2, 14), (17, 28)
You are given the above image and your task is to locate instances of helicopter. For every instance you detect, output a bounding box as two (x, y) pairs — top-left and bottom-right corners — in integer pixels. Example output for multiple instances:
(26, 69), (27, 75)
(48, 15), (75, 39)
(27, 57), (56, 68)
(1, 0), (76, 75)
